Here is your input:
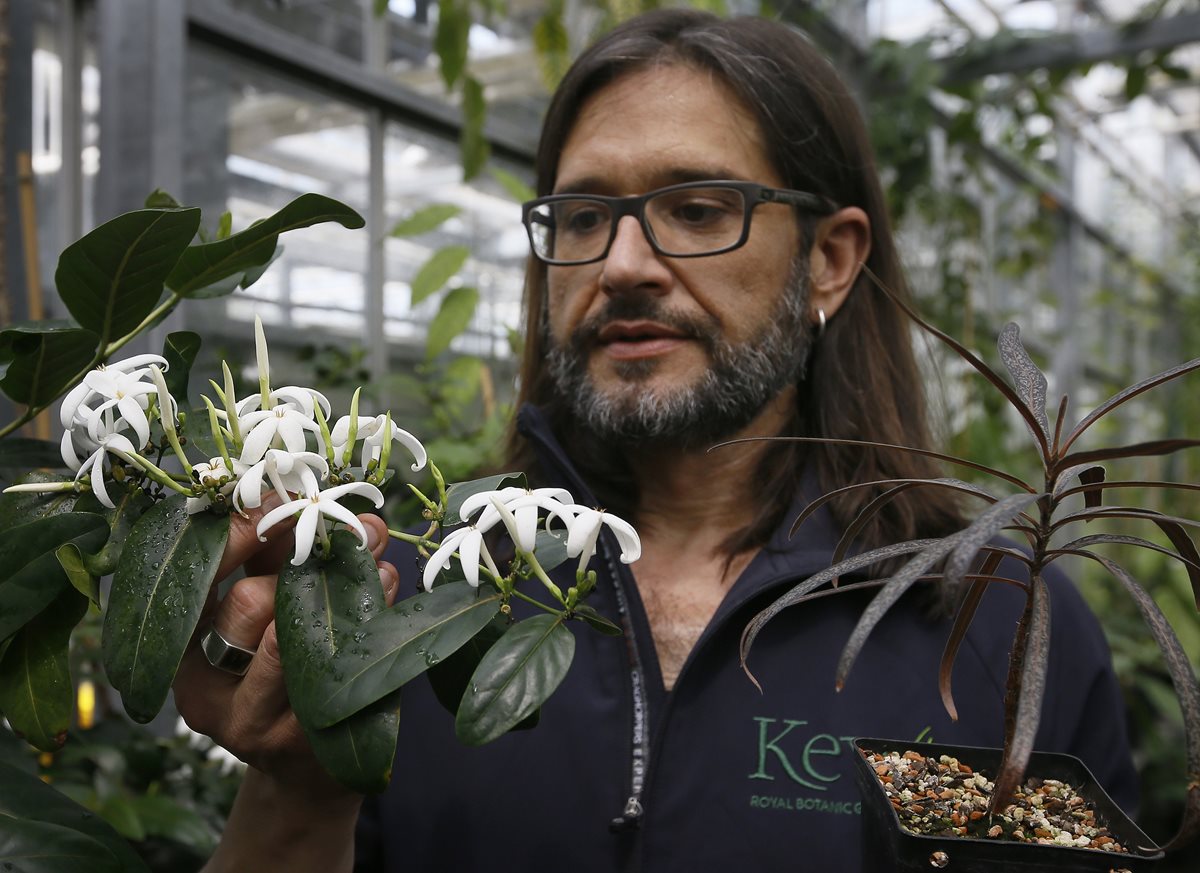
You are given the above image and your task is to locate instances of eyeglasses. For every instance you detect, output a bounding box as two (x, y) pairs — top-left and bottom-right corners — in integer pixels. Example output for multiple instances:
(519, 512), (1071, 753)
(522, 180), (837, 266)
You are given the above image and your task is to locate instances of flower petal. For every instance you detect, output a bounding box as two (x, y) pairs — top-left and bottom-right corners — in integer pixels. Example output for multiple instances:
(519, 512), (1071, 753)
(256, 496), (308, 541)
(107, 354), (168, 374)
(317, 499), (369, 548)
(457, 528), (482, 588)
(234, 460), (268, 511)
(320, 481), (385, 508)
(601, 513), (642, 563)
(60, 429), (83, 471)
(116, 394), (151, 448)
(565, 508), (602, 560)
(423, 527), (467, 592)
(240, 418), (278, 464)
(60, 379), (96, 429)
(90, 449), (115, 509)
(291, 503), (321, 565)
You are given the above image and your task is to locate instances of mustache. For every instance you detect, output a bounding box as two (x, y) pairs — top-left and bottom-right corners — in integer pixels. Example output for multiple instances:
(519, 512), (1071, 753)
(567, 297), (719, 350)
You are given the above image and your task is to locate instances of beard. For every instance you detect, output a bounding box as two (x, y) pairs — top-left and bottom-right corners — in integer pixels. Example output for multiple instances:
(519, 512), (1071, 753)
(544, 260), (813, 450)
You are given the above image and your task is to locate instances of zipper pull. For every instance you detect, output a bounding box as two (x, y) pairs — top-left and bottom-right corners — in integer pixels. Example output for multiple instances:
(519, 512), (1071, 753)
(609, 796), (643, 832)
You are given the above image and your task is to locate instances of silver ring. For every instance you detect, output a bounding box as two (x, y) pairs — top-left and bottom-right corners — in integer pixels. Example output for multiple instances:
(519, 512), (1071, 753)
(201, 626), (257, 676)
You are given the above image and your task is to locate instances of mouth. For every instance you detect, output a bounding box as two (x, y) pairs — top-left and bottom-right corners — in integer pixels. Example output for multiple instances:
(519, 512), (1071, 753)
(596, 321), (690, 360)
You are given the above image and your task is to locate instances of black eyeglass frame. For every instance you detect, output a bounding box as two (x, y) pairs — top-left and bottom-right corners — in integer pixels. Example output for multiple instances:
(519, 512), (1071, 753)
(521, 179), (839, 266)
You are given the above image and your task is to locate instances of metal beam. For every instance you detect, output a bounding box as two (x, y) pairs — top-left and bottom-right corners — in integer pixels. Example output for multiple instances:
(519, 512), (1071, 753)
(942, 12), (1200, 84)
(185, 0), (538, 165)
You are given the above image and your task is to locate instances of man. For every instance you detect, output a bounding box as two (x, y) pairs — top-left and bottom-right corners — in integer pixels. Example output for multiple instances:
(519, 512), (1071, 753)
(177, 10), (1136, 872)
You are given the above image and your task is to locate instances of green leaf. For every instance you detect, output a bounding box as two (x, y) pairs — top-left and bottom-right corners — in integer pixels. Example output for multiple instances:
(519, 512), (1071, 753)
(532, 7), (570, 90)
(143, 189), (182, 209)
(374, 0), (390, 15)
(126, 793), (218, 854)
(456, 613), (575, 746)
(506, 326), (525, 358)
(410, 245), (469, 305)
(162, 331), (202, 404)
(0, 322), (100, 407)
(531, 528), (570, 573)
(275, 531), (400, 792)
(573, 603), (622, 636)
(216, 211), (233, 240)
(0, 473), (82, 531)
(79, 488), (154, 578)
(434, 0), (470, 89)
(489, 167), (535, 204)
(166, 194), (364, 298)
(425, 286), (479, 360)
(238, 245), (283, 292)
(55, 208), (201, 344)
(460, 75), (489, 180)
(390, 204), (461, 238)
(443, 472), (525, 524)
(56, 542), (99, 608)
(0, 439), (65, 472)
(96, 793), (145, 842)
(426, 613), (508, 715)
(0, 588), (88, 751)
(0, 760), (151, 872)
(0, 513), (107, 642)
(102, 495), (230, 723)
(1124, 63), (1147, 101)
(295, 578), (501, 729)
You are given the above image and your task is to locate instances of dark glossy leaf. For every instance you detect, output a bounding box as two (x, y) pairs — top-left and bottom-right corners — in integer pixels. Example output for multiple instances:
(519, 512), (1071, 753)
(939, 551), (1003, 723)
(460, 76), (489, 180)
(390, 204), (461, 237)
(1058, 438), (1200, 470)
(942, 493), (1044, 592)
(127, 793), (218, 855)
(426, 613), (509, 716)
(997, 322), (1049, 440)
(410, 245), (469, 306)
(275, 530), (399, 793)
(0, 814), (125, 873)
(1051, 463), (1105, 504)
(0, 588), (88, 751)
(434, 0), (469, 89)
(81, 488), (155, 578)
(0, 438), (65, 471)
(0, 760), (151, 872)
(176, 238), (276, 300)
(0, 322), (100, 407)
(238, 245), (283, 292)
(740, 538), (948, 690)
(162, 331), (201, 404)
(0, 473), (81, 531)
(1048, 532), (1200, 608)
(56, 543), (99, 608)
(1062, 355), (1200, 454)
(858, 269), (1052, 460)
(991, 579), (1051, 813)
(0, 513), (107, 642)
(55, 208), (201, 343)
(144, 189), (182, 209)
(97, 794), (145, 841)
(573, 603), (622, 636)
(102, 495), (230, 723)
(167, 194), (363, 297)
(426, 286), (479, 360)
(532, 528), (570, 573)
(456, 614), (575, 746)
(443, 472), (525, 525)
(296, 580), (502, 728)
(1051, 506), (1200, 535)
(1055, 478), (1200, 502)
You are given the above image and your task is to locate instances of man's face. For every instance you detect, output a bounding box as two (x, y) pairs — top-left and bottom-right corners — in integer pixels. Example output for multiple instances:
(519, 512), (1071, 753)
(544, 64), (812, 448)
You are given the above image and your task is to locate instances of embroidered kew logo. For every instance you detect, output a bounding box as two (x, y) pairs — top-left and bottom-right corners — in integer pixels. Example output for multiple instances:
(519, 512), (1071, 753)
(747, 717), (854, 791)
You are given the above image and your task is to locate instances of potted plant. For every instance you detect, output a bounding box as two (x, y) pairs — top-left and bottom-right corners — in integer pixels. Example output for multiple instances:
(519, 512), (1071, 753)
(739, 274), (1200, 870)
(0, 194), (633, 870)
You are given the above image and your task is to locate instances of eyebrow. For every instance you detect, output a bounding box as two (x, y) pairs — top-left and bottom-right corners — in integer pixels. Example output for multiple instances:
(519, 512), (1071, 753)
(552, 166), (751, 196)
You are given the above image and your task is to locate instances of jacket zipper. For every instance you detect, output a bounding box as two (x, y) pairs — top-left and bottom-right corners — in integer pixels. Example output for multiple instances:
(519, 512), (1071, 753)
(604, 543), (649, 832)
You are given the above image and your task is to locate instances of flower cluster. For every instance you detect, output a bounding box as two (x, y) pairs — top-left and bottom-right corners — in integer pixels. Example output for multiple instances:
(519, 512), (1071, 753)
(423, 486), (641, 592)
(40, 318), (427, 566)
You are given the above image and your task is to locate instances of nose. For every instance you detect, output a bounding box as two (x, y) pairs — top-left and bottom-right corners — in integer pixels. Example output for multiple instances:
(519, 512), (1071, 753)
(599, 215), (673, 297)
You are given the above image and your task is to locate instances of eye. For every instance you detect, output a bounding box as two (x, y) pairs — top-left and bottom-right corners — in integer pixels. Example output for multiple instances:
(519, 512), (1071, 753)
(558, 203), (609, 235)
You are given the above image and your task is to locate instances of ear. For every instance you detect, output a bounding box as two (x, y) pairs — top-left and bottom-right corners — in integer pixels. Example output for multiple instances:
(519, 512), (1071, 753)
(805, 207), (870, 324)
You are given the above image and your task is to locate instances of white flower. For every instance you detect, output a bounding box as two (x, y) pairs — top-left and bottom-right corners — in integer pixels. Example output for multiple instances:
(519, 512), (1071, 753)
(71, 432), (137, 509)
(234, 385), (331, 420)
(238, 405), (322, 464)
(233, 449), (328, 512)
(560, 507), (642, 566)
(186, 457), (249, 514)
(255, 481), (385, 565)
(80, 366), (161, 449)
(422, 516), (504, 592)
(458, 486), (573, 552)
(325, 414), (427, 472)
(59, 355), (168, 429)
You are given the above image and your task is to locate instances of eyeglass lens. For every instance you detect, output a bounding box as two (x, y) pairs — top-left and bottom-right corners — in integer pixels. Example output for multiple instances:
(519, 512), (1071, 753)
(529, 186), (748, 263)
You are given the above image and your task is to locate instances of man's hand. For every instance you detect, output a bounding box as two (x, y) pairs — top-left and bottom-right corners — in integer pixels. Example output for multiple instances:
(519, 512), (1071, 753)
(173, 497), (399, 797)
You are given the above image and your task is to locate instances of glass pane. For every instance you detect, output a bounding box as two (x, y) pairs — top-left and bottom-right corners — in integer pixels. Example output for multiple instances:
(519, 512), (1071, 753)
(224, 0), (365, 63)
(383, 120), (530, 360)
(182, 44), (370, 359)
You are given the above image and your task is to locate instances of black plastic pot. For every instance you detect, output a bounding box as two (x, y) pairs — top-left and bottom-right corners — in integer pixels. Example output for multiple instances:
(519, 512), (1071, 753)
(853, 737), (1163, 872)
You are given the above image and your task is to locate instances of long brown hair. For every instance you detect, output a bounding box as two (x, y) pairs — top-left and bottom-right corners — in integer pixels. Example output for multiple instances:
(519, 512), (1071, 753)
(506, 10), (963, 555)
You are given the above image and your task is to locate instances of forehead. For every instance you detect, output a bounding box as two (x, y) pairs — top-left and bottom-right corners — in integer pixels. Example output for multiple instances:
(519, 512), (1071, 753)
(553, 64), (779, 195)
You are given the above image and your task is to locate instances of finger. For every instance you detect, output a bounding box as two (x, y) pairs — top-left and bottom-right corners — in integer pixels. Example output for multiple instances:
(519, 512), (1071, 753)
(212, 574), (277, 651)
(232, 620), (291, 718)
(362, 514), (388, 561)
(378, 560), (399, 606)
(215, 492), (294, 582)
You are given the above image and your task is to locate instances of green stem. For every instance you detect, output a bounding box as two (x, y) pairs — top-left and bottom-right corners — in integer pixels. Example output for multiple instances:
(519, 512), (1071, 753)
(521, 549), (565, 605)
(510, 588), (566, 617)
(123, 450), (193, 496)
